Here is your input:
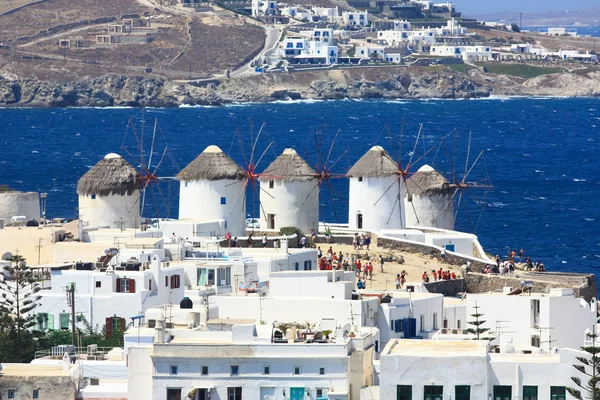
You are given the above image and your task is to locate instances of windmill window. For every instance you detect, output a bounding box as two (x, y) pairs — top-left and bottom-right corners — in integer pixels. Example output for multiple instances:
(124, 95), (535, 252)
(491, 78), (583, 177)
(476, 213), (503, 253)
(8, 390), (15, 399)
(269, 180), (274, 189)
(221, 197), (226, 205)
(33, 390), (40, 399)
(91, 194), (96, 200)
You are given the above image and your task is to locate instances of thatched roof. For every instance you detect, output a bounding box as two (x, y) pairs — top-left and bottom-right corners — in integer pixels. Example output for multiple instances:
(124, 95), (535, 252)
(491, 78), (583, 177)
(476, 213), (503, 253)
(0, 185), (15, 193)
(259, 148), (317, 182)
(77, 153), (140, 197)
(177, 145), (246, 182)
(347, 146), (399, 178)
(405, 165), (452, 196)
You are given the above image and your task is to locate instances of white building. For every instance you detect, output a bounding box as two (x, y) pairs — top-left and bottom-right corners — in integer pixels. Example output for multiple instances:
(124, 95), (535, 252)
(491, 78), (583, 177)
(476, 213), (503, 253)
(547, 27), (577, 37)
(355, 46), (386, 60)
(280, 29), (338, 65)
(347, 146), (405, 232)
(0, 186), (40, 224)
(128, 319), (375, 400)
(259, 148), (318, 232)
(380, 339), (586, 400)
(251, 0), (277, 16)
(342, 11), (368, 27)
(377, 29), (437, 47)
(466, 289), (597, 350)
(280, 6), (312, 20)
(177, 145), (247, 236)
(430, 45), (492, 61)
(35, 251), (186, 333)
(312, 6), (339, 20)
(404, 165), (454, 230)
(77, 153), (140, 230)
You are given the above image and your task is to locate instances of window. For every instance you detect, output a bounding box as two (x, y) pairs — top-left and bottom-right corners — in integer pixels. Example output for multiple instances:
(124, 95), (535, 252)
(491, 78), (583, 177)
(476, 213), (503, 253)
(455, 385), (470, 400)
(227, 387), (242, 400)
(33, 390), (40, 399)
(220, 197), (226, 205)
(420, 314), (425, 331)
(217, 267), (231, 286)
(37, 313), (49, 330)
(170, 365), (178, 375)
(424, 385), (443, 400)
(317, 389), (324, 397)
(457, 320), (461, 329)
(397, 385), (412, 400)
(170, 275), (181, 289)
(149, 279), (152, 290)
(230, 365), (239, 376)
(59, 313), (70, 330)
(286, 42), (293, 48)
(294, 366), (300, 375)
(319, 367), (325, 375)
(433, 312), (438, 330)
(269, 180), (274, 189)
(304, 260), (312, 270)
(358, 176), (363, 181)
(523, 386), (537, 400)
(393, 319), (403, 333)
(493, 386), (511, 400)
(263, 365), (270, 375)
(166, 388), (181, 400)
(91, 194), (96, 200)
(165, 276), (169, 287)
(550, 387), (566, 400)
(96, 281), (101, 288)
(8, 390), (15, 399)
(201, 366), (208, 375)
(117, 278), (135, 293)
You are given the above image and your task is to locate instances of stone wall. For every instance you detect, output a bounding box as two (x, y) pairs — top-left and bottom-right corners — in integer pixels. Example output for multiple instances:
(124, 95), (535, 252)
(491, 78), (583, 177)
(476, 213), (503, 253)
(424, 278), (466, 297)
(0, 375), (77, 400)
(464, 272), (598, 302)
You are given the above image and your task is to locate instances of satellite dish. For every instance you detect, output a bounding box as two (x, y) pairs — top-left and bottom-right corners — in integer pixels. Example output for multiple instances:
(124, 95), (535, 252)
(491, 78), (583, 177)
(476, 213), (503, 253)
(1, 252), (13, 261)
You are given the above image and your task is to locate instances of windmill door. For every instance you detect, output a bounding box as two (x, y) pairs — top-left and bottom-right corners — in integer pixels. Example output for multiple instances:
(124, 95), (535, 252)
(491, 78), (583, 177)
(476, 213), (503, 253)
(268, 214), (275, 229)
(357, 212), (363, 229)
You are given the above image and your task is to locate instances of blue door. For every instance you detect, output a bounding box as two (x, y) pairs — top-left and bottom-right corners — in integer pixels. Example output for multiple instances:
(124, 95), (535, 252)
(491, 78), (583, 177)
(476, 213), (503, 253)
(290, 387), (305, 400)
(445, 244), (455, 252)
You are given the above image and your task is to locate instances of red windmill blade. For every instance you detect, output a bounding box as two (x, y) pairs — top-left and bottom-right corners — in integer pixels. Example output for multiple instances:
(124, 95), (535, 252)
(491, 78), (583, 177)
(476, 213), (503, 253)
(302, 127), (349, 224)
(120, 110), (179, 220)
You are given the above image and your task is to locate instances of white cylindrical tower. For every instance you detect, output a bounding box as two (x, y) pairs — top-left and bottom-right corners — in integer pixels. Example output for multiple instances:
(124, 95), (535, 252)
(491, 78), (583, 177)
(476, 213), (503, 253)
(77, 153), (140, 229)
(258, 148), (318, 233)
(405, 165), (455, 230)
(177, 145), (247, 236)
(347, 146), (405, 232)
(0, 186), (40, 223)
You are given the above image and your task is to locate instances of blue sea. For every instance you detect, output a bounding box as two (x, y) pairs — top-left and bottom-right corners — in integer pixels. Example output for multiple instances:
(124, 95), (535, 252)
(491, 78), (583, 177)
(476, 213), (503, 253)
(1, 98), (599, 280)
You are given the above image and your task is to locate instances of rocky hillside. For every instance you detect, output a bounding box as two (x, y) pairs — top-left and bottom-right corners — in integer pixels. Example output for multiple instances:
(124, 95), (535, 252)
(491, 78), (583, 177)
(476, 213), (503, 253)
(1, 66), (600, 107)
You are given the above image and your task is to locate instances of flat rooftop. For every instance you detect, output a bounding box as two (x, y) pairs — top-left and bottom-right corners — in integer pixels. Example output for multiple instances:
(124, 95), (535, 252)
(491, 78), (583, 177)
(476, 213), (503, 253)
(0, 363), (70, 377)
(385, 339), (487, 357)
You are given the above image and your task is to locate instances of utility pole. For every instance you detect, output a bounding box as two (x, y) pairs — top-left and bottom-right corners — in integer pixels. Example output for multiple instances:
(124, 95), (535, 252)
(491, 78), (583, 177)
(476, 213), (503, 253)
(66, 285), (76, 347)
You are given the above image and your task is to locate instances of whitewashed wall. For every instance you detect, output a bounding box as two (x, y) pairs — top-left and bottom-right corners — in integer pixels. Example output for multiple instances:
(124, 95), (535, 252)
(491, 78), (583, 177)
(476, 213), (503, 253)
(78, 191), (140, 229)
(348, 176), (405, 232)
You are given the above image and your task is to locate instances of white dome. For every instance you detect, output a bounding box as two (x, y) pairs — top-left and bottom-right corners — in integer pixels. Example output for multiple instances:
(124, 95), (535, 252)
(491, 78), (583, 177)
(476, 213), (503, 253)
(203, 145), (223, 153)
(104, 153), (122, 159)
(417, 164), (435, 172)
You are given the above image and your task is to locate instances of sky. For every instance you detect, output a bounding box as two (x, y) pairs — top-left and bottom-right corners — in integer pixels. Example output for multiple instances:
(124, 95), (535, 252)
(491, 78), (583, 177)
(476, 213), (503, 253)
(455, 0), (598, 15)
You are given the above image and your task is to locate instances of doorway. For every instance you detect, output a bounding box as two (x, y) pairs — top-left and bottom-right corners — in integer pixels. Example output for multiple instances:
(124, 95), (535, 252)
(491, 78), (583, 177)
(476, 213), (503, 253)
(267, 214), (275, 229)
(357, 212), (363, 229)
(290, 387), (305, 400)
(166, 388), (181, 400)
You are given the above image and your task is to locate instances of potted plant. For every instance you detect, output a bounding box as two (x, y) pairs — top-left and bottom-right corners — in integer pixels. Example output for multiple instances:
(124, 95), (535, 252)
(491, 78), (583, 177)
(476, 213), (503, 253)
(348, 331), (356, 338)
(322, 329), (333, 340)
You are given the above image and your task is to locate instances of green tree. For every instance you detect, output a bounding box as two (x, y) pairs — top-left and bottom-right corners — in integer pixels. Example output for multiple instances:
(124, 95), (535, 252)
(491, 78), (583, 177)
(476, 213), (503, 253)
(0, 255), (41, 361)
(464, 302), (492, 340)
(511, 23), (521, 32)
(568, 328), (600, 400)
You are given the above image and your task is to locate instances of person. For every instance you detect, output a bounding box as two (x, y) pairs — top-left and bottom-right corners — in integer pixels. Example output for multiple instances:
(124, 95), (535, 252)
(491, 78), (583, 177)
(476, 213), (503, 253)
(225, 232), (232, 248)
(451, 271), (456, 280)
(355, 260), (362, 277)
(247, 234), (253, 248)
(357, 279), (364, 290)
(300, 235), (307, 248)
(343, 253), (349, 270)
(311, 228), (316, 242)
(424, 273), (430, 283)
(422, 271), (428, 282)
(437, 267), (442, 279)
(432, 269), (438, 281)
(379, 255), (384, 273)
(232, 236), (237, 247)
(324, 226), (331, 243)
(365, 235), (371, 250)
(262, 234), (267, 248)
(400, 270), (407, 287)
(273, 238), (279, 249)
(395, 274), (401, 289)
(171, 232), (177, 243)
(317, 247), (323, 259)
(495, 255), (501, 269)
(440, 247), (446, 263)
(359, 234), (365, 250)
(352, 233), (358, 250)
(362, 278), (367, 289)
(367, 262), (373, 280)
(519, 248), (524, 263)
(326, 250), (333, 263)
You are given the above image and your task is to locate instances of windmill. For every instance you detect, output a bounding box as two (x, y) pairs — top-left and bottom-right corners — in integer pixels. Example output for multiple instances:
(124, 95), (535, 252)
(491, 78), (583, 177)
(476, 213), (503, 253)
(120, 110), (179, 221)
(226, 122), (279, 232)
(302, 127), (350, 224)
(429, 130), (493, 233)
(369, 123), (438, 229)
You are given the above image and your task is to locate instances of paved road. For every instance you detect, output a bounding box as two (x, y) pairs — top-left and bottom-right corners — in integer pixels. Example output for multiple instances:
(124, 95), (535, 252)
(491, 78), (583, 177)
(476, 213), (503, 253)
(230, 24), (281, 78)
